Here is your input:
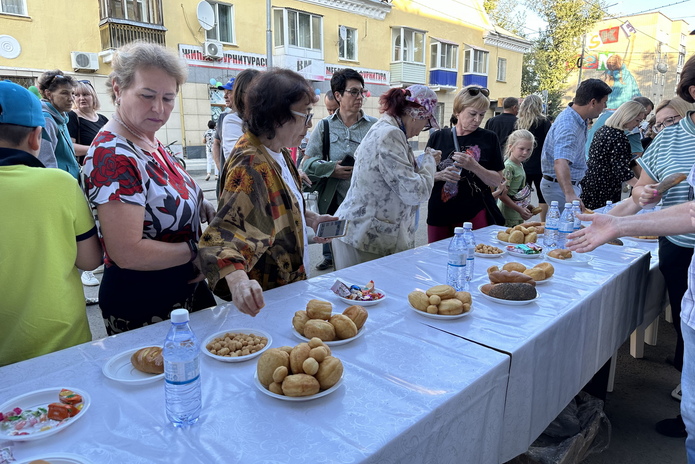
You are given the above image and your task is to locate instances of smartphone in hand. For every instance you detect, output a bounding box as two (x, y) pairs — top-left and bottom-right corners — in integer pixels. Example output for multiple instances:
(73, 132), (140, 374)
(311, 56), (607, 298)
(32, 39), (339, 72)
(316, 219), (348, 238)
(341, 155), (355, 167)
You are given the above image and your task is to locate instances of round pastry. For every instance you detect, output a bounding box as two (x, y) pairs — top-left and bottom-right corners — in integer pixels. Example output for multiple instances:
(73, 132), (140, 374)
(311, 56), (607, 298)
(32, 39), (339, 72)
(502, 262), (526, 273)
(289, 343), (311, 374)
(523, 267), (546, 281)
(408, 291), (429, 311)
(303, 319), (336, 341)
(343, 305), (368, 329)
(534, 262), (554, 277)
(306, 299), (333, 320)
(426, 285), (456, 299)
(329, 314), (358, 340)
(257, 348), (290, 387)
(292, 310), (310, 334)
(438, 298), (464, 315)
(454, 291), (472, 305)
(282, 373), (321, 397)
(315, 356), (344, 390)
(130, 346), (164, 374)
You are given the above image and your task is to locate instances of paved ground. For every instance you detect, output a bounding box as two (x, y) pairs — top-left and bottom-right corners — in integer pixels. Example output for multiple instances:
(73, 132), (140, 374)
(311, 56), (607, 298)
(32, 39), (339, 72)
(83, 157), (686, 463)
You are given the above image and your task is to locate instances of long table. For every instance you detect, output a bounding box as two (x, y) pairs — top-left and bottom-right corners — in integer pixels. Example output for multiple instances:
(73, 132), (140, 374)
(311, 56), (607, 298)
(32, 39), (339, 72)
(1, 226), (652, 463)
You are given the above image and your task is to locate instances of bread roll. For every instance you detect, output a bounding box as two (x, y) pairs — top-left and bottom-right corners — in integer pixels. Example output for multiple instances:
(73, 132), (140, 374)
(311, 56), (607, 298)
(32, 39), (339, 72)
(343, 305), (368, 329)
(131, 347), (164, 374)
(329, 314), (358, 340)
(257, 348), (290, 387)
(282, 374), (320, 397)
(548, 249), (572, 259)
(489, 270), (535, 285)
(502, 262), (526, 273)
(439, 298), (464, 315)
(426, 285), (456, 299)
(488, 282), (537, 301)
(303, 319), (336, 341)
(509, 230), (524, 243)
(534, 262), (554, 278)
(306, 299), (332, 320)
(408, 291), (429, 311)
(315, 356), (343, 390)
(523, 267), (546, 281)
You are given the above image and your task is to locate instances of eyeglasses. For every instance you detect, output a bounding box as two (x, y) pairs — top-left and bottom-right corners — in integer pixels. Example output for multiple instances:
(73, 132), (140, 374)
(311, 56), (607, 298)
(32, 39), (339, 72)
(344, 88), (368, 98)
(78, 79), (93, 87)
(466, 87), (490, 97)
(290, 110), (314, 126)
(45, 74), (68, 89)
(654, 115), (681, 133)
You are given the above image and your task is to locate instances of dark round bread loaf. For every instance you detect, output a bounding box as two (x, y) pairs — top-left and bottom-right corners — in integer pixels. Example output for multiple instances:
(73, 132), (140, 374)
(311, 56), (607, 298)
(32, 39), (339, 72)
(488, 282), (537, 301)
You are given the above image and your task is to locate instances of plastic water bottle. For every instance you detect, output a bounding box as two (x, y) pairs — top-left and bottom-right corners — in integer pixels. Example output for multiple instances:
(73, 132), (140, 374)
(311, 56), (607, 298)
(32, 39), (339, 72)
(557, 202), (575, 249)
(462, 222), (476, 290)
(544, 201), (560, 250)
(164, 309), (201, 427)
(572, 200), (582, 232)
(604, 200), (613, 213)
(447, 227), (467, 291)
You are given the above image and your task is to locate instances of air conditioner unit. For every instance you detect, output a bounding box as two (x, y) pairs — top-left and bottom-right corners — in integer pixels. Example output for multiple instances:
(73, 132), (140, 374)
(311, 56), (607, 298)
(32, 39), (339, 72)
(204, 40), (224, 60)
(70, 51), (99, 72)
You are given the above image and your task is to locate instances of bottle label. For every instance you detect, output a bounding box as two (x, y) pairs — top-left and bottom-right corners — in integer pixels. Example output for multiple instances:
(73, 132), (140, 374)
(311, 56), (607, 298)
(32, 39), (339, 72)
(165, 358), (200, 385)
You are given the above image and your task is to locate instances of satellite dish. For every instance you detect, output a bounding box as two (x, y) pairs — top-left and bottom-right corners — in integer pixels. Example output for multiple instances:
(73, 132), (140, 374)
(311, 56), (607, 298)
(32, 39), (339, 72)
(656, 62), (668, 74)
(339, 25), (347, 41)
(0, 35), (21, 59)
(197, 1), (215, 31)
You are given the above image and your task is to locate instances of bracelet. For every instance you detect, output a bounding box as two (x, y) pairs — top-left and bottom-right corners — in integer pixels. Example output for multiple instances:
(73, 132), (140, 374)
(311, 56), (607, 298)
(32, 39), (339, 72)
(186, 239), (198, 262)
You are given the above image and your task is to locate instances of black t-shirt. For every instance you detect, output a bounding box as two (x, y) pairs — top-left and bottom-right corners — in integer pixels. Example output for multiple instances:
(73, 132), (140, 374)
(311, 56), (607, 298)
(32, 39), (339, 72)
(522, 117), (552, 176)
(484, 113), (517, 151)
(67, 112), (108, 146)
(426, 127), (504, 226)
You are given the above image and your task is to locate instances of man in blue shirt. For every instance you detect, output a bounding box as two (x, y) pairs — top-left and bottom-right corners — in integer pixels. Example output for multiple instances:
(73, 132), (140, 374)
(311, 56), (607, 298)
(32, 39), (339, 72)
(540, 79), (612, 211)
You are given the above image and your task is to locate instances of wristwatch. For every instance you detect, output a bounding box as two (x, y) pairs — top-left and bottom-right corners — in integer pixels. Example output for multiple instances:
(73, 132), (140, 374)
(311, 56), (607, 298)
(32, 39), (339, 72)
(187, 239), (198, 262)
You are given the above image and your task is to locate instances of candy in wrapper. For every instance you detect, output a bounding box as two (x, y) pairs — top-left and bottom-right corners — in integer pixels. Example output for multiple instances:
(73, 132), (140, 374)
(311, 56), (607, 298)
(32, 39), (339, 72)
(506, 244), (542, 255)
(331, 280), (352, 298)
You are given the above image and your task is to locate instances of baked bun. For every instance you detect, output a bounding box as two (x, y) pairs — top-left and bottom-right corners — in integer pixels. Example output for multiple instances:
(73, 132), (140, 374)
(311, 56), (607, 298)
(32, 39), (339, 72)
(534, 262), (554, 278)
(306, 299), (332, 320)
(131, 347), (164, 374)
(502, 262), (526, 273)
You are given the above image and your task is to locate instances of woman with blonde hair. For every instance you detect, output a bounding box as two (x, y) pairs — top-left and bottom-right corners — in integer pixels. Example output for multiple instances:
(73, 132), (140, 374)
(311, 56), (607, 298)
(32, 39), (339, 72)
(515, 94), (551, 220)
(67, 80), (108, 166)
(579, 100), (646, 209)
(425, 85), (505, 241)
(82, 41), (216, 334)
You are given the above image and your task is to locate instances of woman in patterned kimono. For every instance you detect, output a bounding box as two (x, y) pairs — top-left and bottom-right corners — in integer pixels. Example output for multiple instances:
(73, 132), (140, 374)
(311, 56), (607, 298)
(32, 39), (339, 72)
(331, 85), (441, 270)
(82, 41), (216, 334)
(199, 68), (336, 316)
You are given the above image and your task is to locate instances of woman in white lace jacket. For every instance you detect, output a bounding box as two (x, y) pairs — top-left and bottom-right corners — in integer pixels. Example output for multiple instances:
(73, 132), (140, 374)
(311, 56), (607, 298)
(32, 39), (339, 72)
(332, 85), (441, 269)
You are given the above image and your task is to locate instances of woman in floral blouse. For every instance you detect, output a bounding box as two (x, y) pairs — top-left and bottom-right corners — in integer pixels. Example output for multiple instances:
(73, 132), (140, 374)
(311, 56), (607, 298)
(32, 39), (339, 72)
(199, 68), (336, 316)
(82, 42), (216, 334)
(331, 85), (441, 269)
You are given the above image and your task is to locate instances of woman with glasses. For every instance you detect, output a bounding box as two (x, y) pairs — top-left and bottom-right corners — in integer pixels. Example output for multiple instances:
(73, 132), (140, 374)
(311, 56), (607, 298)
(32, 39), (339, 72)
(67, 80), (108, 166)
(37, 70), (80, 179)
(425, 85), (505, 242)
(579, 100), (646, 210)
(330, 85), (440, 269)
(82, 41), (216, 334)
(199, 68), (336, 316)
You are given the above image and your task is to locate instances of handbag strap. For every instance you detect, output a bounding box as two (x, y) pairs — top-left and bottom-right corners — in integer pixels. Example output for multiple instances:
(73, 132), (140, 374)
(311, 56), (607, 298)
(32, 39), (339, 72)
(322, 119), (330, 161)
(451, 126), (459, 152)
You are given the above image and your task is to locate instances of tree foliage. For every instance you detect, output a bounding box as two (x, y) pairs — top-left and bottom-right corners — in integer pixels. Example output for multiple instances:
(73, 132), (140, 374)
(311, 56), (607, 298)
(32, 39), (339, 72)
(523, 0), (604, 116)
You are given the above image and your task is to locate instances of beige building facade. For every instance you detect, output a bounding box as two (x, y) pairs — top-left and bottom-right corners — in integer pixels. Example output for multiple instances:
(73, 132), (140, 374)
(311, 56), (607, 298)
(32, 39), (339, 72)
(0, 0), (529, 156)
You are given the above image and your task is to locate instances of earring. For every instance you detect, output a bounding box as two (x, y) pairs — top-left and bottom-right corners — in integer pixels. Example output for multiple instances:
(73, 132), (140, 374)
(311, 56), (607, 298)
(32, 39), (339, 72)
(115, 98), (121, 106)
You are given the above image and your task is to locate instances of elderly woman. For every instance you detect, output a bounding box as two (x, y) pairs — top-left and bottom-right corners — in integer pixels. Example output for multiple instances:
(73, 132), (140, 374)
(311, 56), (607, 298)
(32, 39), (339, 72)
(82, 41), (215, 334)
(579, 100), (646, 209)
(426, 86), (505, 241)
(68, 80), (108, 166)
(37, 70), (80, 178)
(331, 85), (440, 269)
(516, 94), (552, 220)
(199, 68), (335, 316)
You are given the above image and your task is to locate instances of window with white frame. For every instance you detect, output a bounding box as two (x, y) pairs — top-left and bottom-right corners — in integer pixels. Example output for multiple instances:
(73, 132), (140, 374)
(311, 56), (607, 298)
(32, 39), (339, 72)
(430, 40), (458, 70)
(497, 57), (507, 82)
(464, 47), (489, 75)
(101, 0), (161, 23)
(1, 0), (27, 15)
(392, 27), (425, 63)
(206, 2), (234, 43)
(339, 25), (358, 61)
(274, 9), (322, 50)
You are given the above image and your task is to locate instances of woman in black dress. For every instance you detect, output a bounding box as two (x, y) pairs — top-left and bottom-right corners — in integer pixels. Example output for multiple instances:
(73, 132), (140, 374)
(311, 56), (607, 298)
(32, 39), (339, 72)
(580, 100), (646, 210)
(68, 80), (108, 166)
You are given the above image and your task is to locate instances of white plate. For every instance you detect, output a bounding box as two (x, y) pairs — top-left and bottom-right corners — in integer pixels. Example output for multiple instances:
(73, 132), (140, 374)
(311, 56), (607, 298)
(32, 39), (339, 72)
(292, 325), (366, 346)
(254, 371), (344, 401)
(626, 236), (659, 243)
(201, 328), (272, 362)
(505, 250), (543, 259)
(408, 303), (472, 319)
(474, 250), (505, 258)
(0, 388), (91, 442)
(18, 453), (94, 464)
(102, 347), (164, 385)
(336, 287), (387, 306)
(546, 253), (593, 266)
(477, 284), (540, 306)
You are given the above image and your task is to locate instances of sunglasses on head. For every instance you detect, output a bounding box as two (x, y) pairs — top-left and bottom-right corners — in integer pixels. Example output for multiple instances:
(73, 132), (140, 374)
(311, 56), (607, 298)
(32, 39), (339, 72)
(78, 79), (93, 87)
(466, 87), (490, 97)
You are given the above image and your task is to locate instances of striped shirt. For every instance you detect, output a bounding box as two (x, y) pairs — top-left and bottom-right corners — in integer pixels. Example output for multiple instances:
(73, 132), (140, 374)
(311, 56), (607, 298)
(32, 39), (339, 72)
(679, 164), (695, 329)
(638, 112), (695, 248)
(541, 105), (588, 181)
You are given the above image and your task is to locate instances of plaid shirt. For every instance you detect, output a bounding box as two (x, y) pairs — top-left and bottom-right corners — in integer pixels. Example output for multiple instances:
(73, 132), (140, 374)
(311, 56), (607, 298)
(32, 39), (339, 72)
(541, 105), (588, 181)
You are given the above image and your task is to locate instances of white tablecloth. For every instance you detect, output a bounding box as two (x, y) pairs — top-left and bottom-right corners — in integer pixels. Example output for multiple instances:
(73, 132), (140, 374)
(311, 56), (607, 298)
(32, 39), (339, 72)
(2, 272), (510, 463)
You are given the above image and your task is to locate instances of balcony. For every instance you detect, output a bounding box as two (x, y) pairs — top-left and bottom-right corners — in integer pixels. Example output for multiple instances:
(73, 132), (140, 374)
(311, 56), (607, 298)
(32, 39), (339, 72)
(463, 74), (488, 88)
(390, 62), (426, 85)
(99, 18), (166, 50)
(429, 69), (457, 88)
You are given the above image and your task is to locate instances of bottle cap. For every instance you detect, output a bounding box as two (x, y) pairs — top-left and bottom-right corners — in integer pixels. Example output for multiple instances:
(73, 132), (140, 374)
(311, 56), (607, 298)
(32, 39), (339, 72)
(463, 222), (472, 229)
(171, 308), (190, 323)
(606, 201), (613, 205)
(572, 200), (580, 205)
(551, 201), (559, 206)
(564, 203), (572, 208)
(454, 227), (464, 234)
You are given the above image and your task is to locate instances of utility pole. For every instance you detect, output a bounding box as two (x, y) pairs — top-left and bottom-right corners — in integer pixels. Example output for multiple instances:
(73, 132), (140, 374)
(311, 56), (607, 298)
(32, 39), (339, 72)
(266, 0), (273, 68)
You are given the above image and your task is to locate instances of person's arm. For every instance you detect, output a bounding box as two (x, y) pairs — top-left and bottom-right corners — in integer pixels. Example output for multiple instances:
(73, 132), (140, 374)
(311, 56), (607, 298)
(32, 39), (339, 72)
(554, 158), (581, 206)
(76, 233), (103, 270)
(72, 142), (90, 157)
(607, 197), (641, 217)
(97, 201), (192, 270)
(629, 169), (659, 208)
(498, 189), (533, 220)
(568, 201), (694, 252)
(301, 124), (339, 180)
(212, 138), (221, 171)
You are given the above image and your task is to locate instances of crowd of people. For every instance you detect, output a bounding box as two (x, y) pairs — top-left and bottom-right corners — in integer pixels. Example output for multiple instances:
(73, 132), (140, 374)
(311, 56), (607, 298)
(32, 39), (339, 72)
(3, 38), (695, 461)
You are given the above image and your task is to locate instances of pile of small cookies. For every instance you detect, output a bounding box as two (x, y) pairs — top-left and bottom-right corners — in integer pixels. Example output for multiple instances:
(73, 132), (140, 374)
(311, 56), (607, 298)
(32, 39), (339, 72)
(408, 285), (471, 315)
